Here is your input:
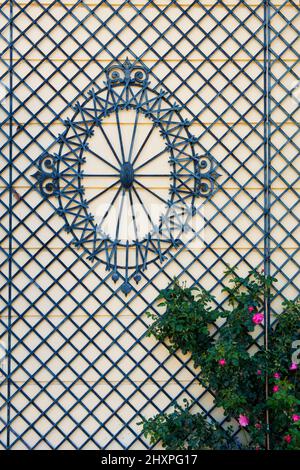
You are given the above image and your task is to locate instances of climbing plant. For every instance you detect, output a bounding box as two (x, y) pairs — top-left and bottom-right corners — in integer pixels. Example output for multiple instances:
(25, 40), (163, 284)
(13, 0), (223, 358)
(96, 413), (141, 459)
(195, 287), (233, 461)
(140, 269), (300, 450)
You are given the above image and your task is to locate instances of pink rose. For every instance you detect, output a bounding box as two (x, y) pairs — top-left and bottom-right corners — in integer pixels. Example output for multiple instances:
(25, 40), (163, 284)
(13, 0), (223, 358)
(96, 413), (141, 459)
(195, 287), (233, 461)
(284, 435), (292, 444)
(248, 306), (255, 313)
(238, 414), (249, 427)
(274, 372), (281, 379)
(218, 359), (226, 366)
(252, 313), (264, 325)
(289, 363), (298, 371)
(292, 414), (300, 422)
(255, 423), (262, 429)
(257, 369), (262, 375)
(273, 385), (279, 393)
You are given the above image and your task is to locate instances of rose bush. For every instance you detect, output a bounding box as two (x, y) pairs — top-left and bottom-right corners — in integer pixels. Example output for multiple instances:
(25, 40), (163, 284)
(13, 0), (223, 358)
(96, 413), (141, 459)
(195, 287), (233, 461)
(140, 268), (300, 450)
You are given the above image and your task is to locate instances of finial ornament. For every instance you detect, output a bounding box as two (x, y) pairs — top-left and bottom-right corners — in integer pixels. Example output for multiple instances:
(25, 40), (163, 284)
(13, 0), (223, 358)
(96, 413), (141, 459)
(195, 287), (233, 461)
(106, 58), (148, 85)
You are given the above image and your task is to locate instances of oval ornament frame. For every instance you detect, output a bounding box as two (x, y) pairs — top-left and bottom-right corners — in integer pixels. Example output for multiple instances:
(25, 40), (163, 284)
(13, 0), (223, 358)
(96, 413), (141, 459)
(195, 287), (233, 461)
(33, 59), (219, 294)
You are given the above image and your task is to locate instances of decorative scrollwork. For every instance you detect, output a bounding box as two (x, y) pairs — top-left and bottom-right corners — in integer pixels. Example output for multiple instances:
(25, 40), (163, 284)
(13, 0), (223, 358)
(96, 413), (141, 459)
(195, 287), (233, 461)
(33, 59), (219, 294)
(32, 153), (57, 198)
(196, 154), (219, 196)
(106, 57), (148, 85)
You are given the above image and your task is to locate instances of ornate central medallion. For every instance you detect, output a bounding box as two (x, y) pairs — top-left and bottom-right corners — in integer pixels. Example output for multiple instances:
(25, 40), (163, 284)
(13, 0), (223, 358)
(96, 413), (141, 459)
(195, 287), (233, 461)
(33, 59), (219, 294)
(120, 162), (134, 189)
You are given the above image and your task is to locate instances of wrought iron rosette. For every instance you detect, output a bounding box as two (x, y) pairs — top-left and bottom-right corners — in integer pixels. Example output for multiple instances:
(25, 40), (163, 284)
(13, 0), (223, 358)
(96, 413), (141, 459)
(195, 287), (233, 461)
(33, 59), (219, 294)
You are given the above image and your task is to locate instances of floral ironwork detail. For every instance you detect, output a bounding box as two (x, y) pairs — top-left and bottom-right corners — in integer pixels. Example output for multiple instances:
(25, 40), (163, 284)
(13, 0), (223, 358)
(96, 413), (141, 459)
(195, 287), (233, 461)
(33, 59), (219, 294)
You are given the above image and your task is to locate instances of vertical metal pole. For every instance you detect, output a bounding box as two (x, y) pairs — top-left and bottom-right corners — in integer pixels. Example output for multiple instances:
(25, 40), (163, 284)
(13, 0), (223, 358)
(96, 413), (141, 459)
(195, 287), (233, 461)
(264, 0), (271, 452)
(7, 0), (14, 450)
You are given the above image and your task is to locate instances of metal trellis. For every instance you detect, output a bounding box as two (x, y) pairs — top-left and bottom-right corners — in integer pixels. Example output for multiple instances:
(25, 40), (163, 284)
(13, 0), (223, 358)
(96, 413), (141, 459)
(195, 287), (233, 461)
(0, 0), (299, 450)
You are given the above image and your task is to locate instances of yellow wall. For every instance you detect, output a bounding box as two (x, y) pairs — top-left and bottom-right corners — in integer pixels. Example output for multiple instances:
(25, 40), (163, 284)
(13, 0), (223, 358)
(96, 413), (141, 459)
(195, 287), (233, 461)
(0, 0), (299, 449)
